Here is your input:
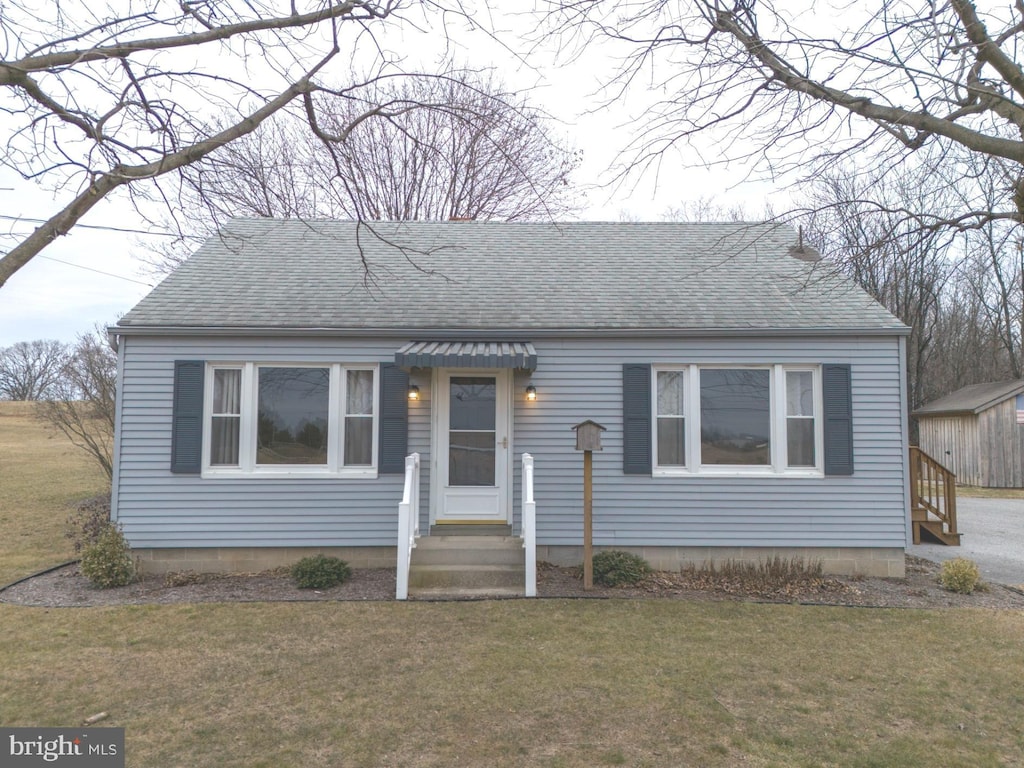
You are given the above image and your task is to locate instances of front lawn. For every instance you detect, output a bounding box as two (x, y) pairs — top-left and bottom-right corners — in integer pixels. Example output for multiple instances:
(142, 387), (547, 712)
(3, 600), (1024, 767)
(0, 401), (106, 585)
(3, 402), (1024, 766)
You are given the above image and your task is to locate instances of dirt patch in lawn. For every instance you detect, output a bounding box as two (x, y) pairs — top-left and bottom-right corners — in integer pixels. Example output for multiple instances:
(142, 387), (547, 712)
(3, 555), (1023, 609)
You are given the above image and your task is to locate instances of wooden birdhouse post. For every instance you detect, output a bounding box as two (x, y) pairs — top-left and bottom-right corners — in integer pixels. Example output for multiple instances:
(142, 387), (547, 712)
(572, 420), (606, 590)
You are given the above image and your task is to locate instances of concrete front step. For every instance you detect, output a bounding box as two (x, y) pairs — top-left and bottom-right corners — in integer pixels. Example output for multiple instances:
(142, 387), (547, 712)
(408, 533), (526, 594)
(416, 535), (520, 548)
(429, 524), (512, 536)
(408, 586), (524, 600)
(408, 563), (525, 589)
(414, 535), (524, 566)
(413, 546), (525, 566)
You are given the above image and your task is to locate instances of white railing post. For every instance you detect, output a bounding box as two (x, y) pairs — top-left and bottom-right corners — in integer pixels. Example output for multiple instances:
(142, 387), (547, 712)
(522, 453), (537, 597)
(395, 452), (421, 600)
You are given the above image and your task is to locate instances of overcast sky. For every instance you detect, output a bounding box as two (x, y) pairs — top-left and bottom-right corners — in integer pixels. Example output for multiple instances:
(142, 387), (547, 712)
(0, 5), (789, 349)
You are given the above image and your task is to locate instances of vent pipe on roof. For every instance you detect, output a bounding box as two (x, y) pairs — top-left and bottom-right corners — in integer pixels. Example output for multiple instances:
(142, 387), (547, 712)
(789, 225), (821, 262)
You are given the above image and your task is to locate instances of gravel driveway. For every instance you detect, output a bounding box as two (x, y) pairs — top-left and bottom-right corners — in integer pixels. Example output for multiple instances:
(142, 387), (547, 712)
(911, 496), (1024, 588)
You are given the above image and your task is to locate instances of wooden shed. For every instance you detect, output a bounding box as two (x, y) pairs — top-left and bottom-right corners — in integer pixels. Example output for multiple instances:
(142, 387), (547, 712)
(914, 379), (1024, 488)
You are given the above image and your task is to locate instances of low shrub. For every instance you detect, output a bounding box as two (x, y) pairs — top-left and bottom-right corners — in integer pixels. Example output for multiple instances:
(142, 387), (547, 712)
(79, 524), (135, 588)
(65, 495), (112, 553)
(291, 555), (351, 589)
(940, 557), (981, 594)
(592, 550), (652, 586)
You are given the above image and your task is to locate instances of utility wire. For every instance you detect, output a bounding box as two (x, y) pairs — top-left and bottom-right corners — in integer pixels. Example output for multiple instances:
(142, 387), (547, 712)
(0, 213), (178, 237)
(0, 212), (164, 286)
(37, 254), (155, 287)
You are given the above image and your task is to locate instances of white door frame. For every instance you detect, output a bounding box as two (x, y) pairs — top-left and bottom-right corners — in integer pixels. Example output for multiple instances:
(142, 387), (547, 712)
(430, 368), (513, 524)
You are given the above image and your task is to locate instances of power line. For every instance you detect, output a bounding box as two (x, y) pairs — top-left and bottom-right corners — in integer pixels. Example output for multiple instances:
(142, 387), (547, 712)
(37, 254), (156, 287)
(0, 213), (179, 237)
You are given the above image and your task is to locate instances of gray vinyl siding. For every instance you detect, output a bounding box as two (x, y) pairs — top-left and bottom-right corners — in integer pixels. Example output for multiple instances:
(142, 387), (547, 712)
(114, 333), (907, 550)
(114, 336), (425, 548)
(512, 336), (906, 549)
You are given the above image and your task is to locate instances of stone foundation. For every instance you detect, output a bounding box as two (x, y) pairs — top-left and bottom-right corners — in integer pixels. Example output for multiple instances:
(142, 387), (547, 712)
(135, 546), (396, 575)
(536, 545), (906, 578)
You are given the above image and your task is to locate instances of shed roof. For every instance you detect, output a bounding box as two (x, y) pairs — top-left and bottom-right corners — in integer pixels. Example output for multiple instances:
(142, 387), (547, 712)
(913, 380), (1024, 417)
(117, 219), (907, 336)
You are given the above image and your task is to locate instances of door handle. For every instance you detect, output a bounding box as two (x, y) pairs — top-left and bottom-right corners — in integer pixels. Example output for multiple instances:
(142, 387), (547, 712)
(501, 436), (508, 449)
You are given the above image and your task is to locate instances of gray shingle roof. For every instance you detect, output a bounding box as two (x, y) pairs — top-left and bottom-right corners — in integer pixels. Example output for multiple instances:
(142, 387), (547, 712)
(118, 219), (906, 335)
(914, 380), (1024, 416)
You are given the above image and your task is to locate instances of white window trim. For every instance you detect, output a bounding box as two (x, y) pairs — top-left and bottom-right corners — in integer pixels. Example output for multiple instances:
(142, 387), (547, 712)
(201, 362), (379, 479)
(652, 364), (824, 478)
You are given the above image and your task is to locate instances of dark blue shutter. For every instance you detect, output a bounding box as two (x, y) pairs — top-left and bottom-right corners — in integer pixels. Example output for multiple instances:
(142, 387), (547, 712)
(378, 363), (409, 474)
(171, 360), (204, 474)
(823, 363), (854, 476)
(622, 364), (652, 474)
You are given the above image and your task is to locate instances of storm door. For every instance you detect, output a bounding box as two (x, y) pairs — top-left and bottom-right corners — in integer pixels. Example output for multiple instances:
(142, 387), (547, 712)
(435, 370), (510, 522)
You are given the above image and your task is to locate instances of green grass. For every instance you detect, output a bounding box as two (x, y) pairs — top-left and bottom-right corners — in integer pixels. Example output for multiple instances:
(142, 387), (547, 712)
(3, 601), (1024, 766)
(0, 401), (107, 585)
(4, 402), (1024, 766)
(957, 485), (1024, 500)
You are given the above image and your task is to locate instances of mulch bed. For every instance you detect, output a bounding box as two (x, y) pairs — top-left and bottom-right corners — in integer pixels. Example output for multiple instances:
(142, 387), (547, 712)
(3, 555), (1023, 609)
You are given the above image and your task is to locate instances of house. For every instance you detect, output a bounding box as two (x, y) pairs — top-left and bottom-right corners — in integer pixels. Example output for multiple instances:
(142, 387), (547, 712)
(109, 219), (911, 595)
(914, 379), (1024, 488)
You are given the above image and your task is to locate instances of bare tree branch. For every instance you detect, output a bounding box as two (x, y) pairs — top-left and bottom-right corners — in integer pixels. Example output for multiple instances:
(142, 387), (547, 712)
(546, 0), (1024, 218)
(0, 339), (69, 400)
(0, 52), (334, 288)
(0, 1), (372, 79)
(36, 328), (117, 481)
(0, 0), (489, 290)
(145, 71), (581, 273)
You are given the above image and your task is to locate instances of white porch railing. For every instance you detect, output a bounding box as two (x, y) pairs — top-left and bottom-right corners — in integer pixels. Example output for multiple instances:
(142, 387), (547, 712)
(395, 452), (421, 600)
(522, 452), (537, 597)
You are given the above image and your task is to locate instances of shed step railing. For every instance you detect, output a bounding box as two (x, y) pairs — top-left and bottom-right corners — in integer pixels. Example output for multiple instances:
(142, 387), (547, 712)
(909, 446), (960, 546)
(522, 452), (537, 597)
(395, 452), (421, 600)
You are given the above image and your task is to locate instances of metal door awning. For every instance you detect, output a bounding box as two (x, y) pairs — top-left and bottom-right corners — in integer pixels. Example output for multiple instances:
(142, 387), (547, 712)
(395, 341), (537, 370)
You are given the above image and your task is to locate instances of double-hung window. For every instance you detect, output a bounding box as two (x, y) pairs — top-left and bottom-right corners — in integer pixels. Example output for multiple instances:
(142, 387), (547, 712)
(210, 368), (242, 466)
(784, 370), (817, 467)
(204, 363), (378, 476)
(653, 364), (823, 475)
(656, 367), (687, 466)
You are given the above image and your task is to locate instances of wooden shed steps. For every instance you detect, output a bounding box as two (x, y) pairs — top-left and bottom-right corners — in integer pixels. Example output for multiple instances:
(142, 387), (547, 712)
(913, 519), (962, 546)
(909, 448), (961, 546)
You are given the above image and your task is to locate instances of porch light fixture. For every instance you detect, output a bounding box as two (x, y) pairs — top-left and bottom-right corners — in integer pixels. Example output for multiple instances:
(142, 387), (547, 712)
(408, 385), (420, 401)
(525, 384), (537, 402)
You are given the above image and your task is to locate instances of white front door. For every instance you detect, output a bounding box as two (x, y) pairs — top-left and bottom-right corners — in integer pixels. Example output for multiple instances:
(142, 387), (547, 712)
(434, 369), (511, 523)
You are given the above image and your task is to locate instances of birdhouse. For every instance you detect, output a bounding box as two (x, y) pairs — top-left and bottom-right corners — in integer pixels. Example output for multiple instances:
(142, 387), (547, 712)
(572, 420), (606, 452)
